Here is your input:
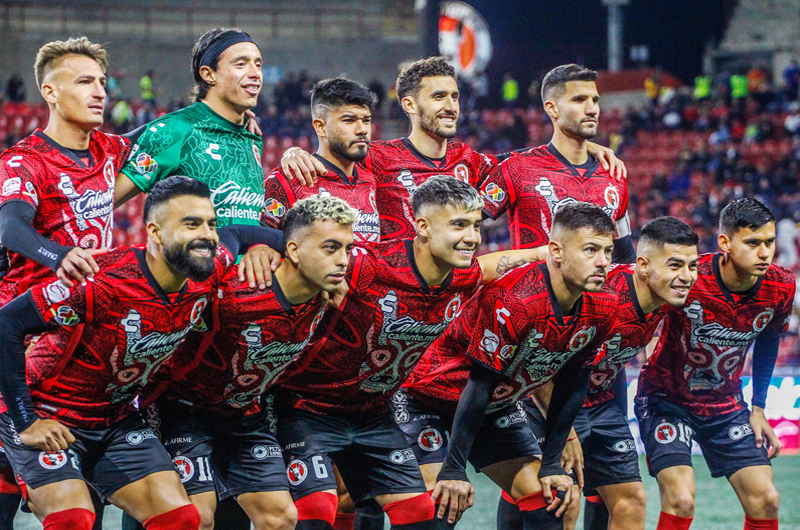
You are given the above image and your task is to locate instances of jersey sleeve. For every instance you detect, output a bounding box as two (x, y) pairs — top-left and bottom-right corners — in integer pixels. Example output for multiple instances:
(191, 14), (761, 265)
(0, 149), (45, 211)
(471, 149), (499, 187)
(767, 275), (796, 335)
(479, 159), (515, 220)
(466, 287), (531, 373)
(119, 118), (186, 193)
(262, 169), (294, 228)
(345, 247), (379, 294)
(29, 278), (92, 328)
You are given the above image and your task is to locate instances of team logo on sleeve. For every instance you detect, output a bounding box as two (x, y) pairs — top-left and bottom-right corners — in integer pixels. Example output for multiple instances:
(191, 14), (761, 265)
(604, 186), (620, 211)
(135, 152), (158, 176)
(454, 164), (469, 182)
(2, 177), (21, 196)
(287, 460), (308, 485)
(39, 450), (68, 470)
(753, 310), (774, 332)
(417, 428), (443, 451)
(654, 422), (677, 444)
(265, 198), (286, 218)
(482, 182), (505, 203)
(53, 306), (80, 326)
(44, 281), (71, 304)
(172, 456), (194, 482)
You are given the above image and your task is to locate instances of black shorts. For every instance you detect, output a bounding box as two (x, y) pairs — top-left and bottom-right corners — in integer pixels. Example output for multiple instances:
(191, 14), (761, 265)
(635, 396), (770, 479)
(277, 405), (426, 505)
(391, 390), (540, 471)
(0, 412), (175, 499)
(159, 402), (288, 499)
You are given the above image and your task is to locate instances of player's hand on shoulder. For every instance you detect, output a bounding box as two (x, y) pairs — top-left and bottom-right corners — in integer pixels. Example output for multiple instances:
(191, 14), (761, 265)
(539, 473), (574, 517)
(19, 418), (75, 452)
(281, 147), (327, 187)
(57, 247), (107, 287)
(432, 479), (475, 524)
(750, 406), (782, 459)
(244, 110), (263, 137)
(239, 244), (282, 290)
(586, 141), (627, 181)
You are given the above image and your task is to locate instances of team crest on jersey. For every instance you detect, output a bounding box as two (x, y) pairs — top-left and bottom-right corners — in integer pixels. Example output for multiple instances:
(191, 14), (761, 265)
(173, 456), (194, 482)
(482, 182), (505, 203)
(44, 281), (71, 304)
(569, 327), (596, 352)
(654, 422), (677, 444)
(53, 305), (80, 326)
(190, 298), (207, 326)
(604, 185), (620, 211)
(454, 163), (469, 182)
(287, 460), (308, 485)
(103, 157), (116, 186)
(2, 177), (21, 196)
(252, 143), (262, 167)
(39, 450), (68, 470)
(369, 189), (377, 211)
(417, 428), (443, 451)
(265, 198), (286, 218)
(135, 152), (158, 176)
(752, 310), (774, 332)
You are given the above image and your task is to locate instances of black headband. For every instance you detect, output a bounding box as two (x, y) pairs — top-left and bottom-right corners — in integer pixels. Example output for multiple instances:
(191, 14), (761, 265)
(199, 31), (256, 69)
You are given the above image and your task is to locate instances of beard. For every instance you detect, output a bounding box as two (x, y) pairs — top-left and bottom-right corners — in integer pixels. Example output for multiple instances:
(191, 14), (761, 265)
(561, 116), (598, 140)
(419, 106), (457, 139)
(163, 239), (217, 282)
(329, 134), (369, 162)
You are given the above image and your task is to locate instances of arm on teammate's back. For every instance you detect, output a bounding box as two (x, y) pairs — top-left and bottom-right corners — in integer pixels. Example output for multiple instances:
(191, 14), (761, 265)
(217, 224), (285, 289)
(0, 202), (101, 287)
(612, 236), (636, 265)
(477, 246), (547, 284)
(280, 146), (328, 187)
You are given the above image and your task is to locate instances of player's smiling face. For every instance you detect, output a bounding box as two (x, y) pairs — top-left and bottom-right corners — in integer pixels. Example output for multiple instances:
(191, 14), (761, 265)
(318, 104), (372, 162)
(153, 195), (219, 282)
(409, 75), (460, 139)
(719, 223), (776, 277)
(550, 80), (599, 140)
(557, 228), (613, 292)
(41, 55), (107, 131)
(416, 203), (482, 270)
(643, 243), (699, 307)
(291, 219), (354, 293)
(209, 42), (263, 113)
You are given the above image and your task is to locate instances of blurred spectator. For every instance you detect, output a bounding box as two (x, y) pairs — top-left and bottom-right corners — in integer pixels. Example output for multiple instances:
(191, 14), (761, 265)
(110, 99), (133, 134)
(502, 73), (519, 109)
(784, 59), (800, 102)
(644, 72), (661, 106)
(730, 73), (748, 100)
(140, 70), (155, 105)
(5, 74), (25, 103)
(694, 74), (711, 100)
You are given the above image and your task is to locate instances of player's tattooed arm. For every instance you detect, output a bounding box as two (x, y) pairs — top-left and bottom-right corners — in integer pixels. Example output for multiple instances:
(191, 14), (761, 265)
(280, 147), (328, 187)
(586, 142), (627, 181)
(477, 246), (548, 283)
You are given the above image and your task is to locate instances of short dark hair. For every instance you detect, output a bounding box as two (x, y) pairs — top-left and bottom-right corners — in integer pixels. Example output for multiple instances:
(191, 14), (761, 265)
(283, 195), (357, 243)
(719, 198), (775, 235)
(639, 216), (699, 248)
(541, 64), (598, 102)
(411, 175), (483, 217)
(310, 78), (377, 119)
(551, 202), (614, 236)
(191, 28), (252, 102)
(396, 56), (456, 102)
(144, 176), (211, 222)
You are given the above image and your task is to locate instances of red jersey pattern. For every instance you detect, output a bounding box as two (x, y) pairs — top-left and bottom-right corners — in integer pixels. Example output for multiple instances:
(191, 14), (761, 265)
(280, 239), (482, 415)
(262, 157), (381, 244)
(165, 269), (326, 417)
(406, 262), (618, 413)
(638, 253), (795, 416)
(363, 138), (497, 240)
(0, 130), (131, 305)
(0, 246), (232, 429)
(584, 264), (665, 408)
(479, 144), (628, 249)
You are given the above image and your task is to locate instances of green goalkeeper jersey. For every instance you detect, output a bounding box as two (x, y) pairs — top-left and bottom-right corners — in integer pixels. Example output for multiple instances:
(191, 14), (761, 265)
(121, 102), (265, 227)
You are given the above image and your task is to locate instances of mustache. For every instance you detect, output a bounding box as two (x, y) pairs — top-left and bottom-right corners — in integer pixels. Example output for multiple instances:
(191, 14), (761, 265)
(187, 240), (217, 252)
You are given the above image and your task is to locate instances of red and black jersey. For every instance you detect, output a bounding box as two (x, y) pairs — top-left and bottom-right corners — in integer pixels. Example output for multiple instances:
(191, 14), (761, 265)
(585, 264), (665, 408)
(279, 239), (482, 415)
(0, 130), (131, 305)
(262, 155), (380, 245)
(406, 261), (618, 414)
(164, 268), (327, 417)
(362, 138), (497, 241)
(0, 245), (232, 429)
(479, 143), (628, 249)
(638, 253), (795, 416)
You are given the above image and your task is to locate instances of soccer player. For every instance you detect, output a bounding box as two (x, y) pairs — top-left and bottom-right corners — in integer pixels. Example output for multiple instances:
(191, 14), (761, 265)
(275, 176), (546, 530)
(479, 64), (634, 264)
(636, 198), (794, 530)
(114, 28), (265, 229)
(263, 78), (381, 245)
(399, 202), (619, 529)
(280, 57), (626, 242)
(0, 36), (131, 526)
(0, 176), (280, 530)
(150, 196), (356, 530)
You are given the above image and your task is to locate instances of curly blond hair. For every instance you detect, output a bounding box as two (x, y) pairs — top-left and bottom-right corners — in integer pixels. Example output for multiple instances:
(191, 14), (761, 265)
(283, 195), (358, 241)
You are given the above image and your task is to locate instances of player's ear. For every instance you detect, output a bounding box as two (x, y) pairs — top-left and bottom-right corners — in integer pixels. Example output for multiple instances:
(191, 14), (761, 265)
(401, 96), (417, 117)
(198, 65), (216, 87)
(415, 215), (430, 239)
(548, 239), (562, 263)
(636, 255), (649, 276)
(285, 240), (300, 265)
(312, 117), (326, 139)
(146, 221), (162, 245)
(717, 232), (731, 253)
(543, 99), (558, 121)
(40, 81), (57, 105)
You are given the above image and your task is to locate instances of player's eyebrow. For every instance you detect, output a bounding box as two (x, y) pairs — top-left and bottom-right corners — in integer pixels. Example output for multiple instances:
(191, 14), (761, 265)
(180, 215), (210, 224)
(77, 74), (106, 82)
(431, 90), (457, 98)
(228, 54), (257, 63)
(665, 257), (686, 265)
(321, 239), (343, 246)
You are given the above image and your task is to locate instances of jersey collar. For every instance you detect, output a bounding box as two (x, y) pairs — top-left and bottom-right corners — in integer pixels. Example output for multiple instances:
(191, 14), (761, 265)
(34, 130), (94, 169)
(405, 239), (453, 295)
(541, 262), (583, 326)
(546, 142), (599, 179)
(624, 271), (660, 323)
(712, 252), (764, 302)
(313, 153), (359, 186)
(401, 138), (446, 169)
(133, 248), (189, 307)
(195, 101), (259, 139)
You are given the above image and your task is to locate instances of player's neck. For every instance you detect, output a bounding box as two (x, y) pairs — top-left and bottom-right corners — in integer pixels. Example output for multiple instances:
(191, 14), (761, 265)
(718, 253), (759, 292)
(316, 147), (355, 177)
(408, 127), (448, 159)
(413, 239), (452, 286)
(545, 258), (583, 313)
(274, 263), (320, 305)
(201, 96), (246, 125)
(550, 129), (589, 165)
(42, 117), (93, 150)
(145, 246), (188, 293)
(632, 271), (662, 315)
